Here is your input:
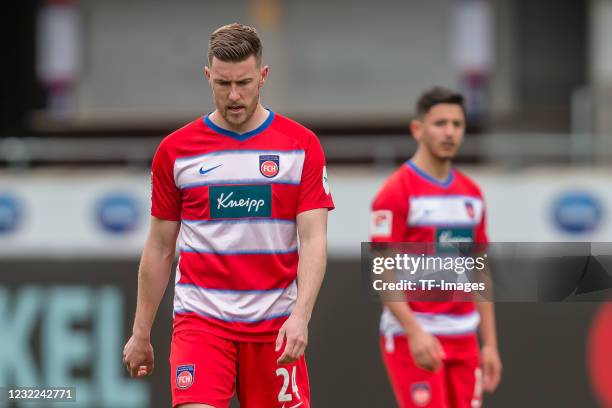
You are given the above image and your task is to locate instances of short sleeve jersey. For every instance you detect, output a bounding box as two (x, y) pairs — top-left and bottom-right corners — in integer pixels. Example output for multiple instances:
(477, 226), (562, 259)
(371, 160), (488, 336)
(151, 110), (334, 342)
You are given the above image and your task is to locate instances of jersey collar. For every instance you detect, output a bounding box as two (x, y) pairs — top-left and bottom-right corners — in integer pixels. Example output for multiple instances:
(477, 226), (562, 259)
(203, 108), (275, 141)
(406, 160), (454, 188)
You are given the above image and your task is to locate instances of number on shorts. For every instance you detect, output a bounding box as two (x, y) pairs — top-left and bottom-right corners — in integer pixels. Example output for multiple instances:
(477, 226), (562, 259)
(291, 365), (301, 400)
(276, 366), (300, 402)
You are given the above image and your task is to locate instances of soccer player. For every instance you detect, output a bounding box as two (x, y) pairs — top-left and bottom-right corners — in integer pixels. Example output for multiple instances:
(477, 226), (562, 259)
(370, 87), (502, 408)
(122, 23), (334, 408)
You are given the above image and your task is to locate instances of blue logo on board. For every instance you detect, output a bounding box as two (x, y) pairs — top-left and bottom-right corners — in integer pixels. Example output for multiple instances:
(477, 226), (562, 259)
(0, 194), (22, 235)
(96, 194), (140, 234)
(552, 191), (603, 234)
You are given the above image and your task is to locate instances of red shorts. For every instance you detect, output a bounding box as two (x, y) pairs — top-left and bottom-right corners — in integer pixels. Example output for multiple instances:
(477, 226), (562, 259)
(170, 330), (310, 408)
(380, 334), (482, 408)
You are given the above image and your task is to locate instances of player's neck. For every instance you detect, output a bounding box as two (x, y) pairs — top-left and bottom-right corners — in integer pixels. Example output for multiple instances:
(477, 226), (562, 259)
(410, 151), (452, 182)
(209, 104), (269, 135)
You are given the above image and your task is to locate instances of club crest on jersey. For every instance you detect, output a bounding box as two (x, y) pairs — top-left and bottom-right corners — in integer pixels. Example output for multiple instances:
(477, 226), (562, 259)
(411, 382), (431, 406)
(176, 364), (195, 389)
(465, 200), (475, 219)
(259, 155), (279, 178)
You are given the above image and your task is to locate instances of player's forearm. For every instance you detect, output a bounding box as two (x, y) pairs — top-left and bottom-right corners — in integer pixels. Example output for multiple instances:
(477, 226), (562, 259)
(132, 241), (175, 340)
(292, 237), (327, 322)
(376, 252), (425, 338)
(476, 301), (498, 348)
(383, 300), (425, 338)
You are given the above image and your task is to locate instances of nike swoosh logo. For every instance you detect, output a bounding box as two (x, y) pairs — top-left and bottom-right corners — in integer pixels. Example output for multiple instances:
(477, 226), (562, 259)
(199, 164), (223, 175)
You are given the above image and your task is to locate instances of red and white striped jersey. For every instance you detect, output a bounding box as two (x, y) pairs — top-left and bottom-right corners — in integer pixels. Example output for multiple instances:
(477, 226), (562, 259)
(151, 110), (334, 342)
(371, 160), (488, 337)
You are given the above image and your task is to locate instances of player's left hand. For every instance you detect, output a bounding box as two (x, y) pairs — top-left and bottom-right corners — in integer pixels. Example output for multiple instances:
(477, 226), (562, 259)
(275, 313), (309, 365)
(481, 345), (502, 392)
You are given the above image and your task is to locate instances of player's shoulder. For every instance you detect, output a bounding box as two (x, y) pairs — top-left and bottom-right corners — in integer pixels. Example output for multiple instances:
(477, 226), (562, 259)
(158, 117), (203, 152)
(452, 167), (484, 196)
(372, 163), (410, 204)
(271, 112), (318, 145)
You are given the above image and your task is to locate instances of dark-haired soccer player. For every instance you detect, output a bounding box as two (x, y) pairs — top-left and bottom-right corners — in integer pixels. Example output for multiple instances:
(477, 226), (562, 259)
(371, 87), (502, 408)
(123, 23), (334, 408)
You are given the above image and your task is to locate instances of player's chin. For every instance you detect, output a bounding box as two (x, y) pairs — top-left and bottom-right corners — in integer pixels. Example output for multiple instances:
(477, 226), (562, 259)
(224, 112), (247, 127)
(435, 151), (457, 160)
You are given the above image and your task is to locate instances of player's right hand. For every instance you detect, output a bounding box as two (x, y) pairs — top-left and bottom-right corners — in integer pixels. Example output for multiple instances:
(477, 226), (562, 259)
(123, 335), (155, 378)
(407, 330), (446, 372)
(275, 313), (309, 365)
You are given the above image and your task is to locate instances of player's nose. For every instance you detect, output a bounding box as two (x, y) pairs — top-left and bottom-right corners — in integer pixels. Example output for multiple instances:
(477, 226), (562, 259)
(444, 123), (458, 137)
(229, 85), (240, 101)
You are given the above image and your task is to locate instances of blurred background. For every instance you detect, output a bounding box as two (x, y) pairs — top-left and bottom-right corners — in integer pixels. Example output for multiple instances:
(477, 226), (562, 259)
(1, 0), (612, 407)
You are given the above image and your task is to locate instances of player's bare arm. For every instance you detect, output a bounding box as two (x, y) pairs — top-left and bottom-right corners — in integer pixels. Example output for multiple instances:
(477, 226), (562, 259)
(375, 245), (445, 372)
(123, 216), (180, 378)
(473, 259), (502, 391)
(276, 208), (328, 364)
(476, 301), (502, 391)
(384, 300), (445, 372)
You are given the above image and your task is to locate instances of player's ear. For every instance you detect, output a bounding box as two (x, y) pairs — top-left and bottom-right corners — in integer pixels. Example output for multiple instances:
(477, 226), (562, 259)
(410, 119), (423, 141)
(259, 65), (269, 87)
(204, 66), (211, 82)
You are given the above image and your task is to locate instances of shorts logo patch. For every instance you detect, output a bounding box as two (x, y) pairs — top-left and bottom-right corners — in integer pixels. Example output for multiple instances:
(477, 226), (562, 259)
(209, 185), (272, 219)
(176, 364), (195, 389)
(411, 382), (431, 406)
(260, 155), (280, 178)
